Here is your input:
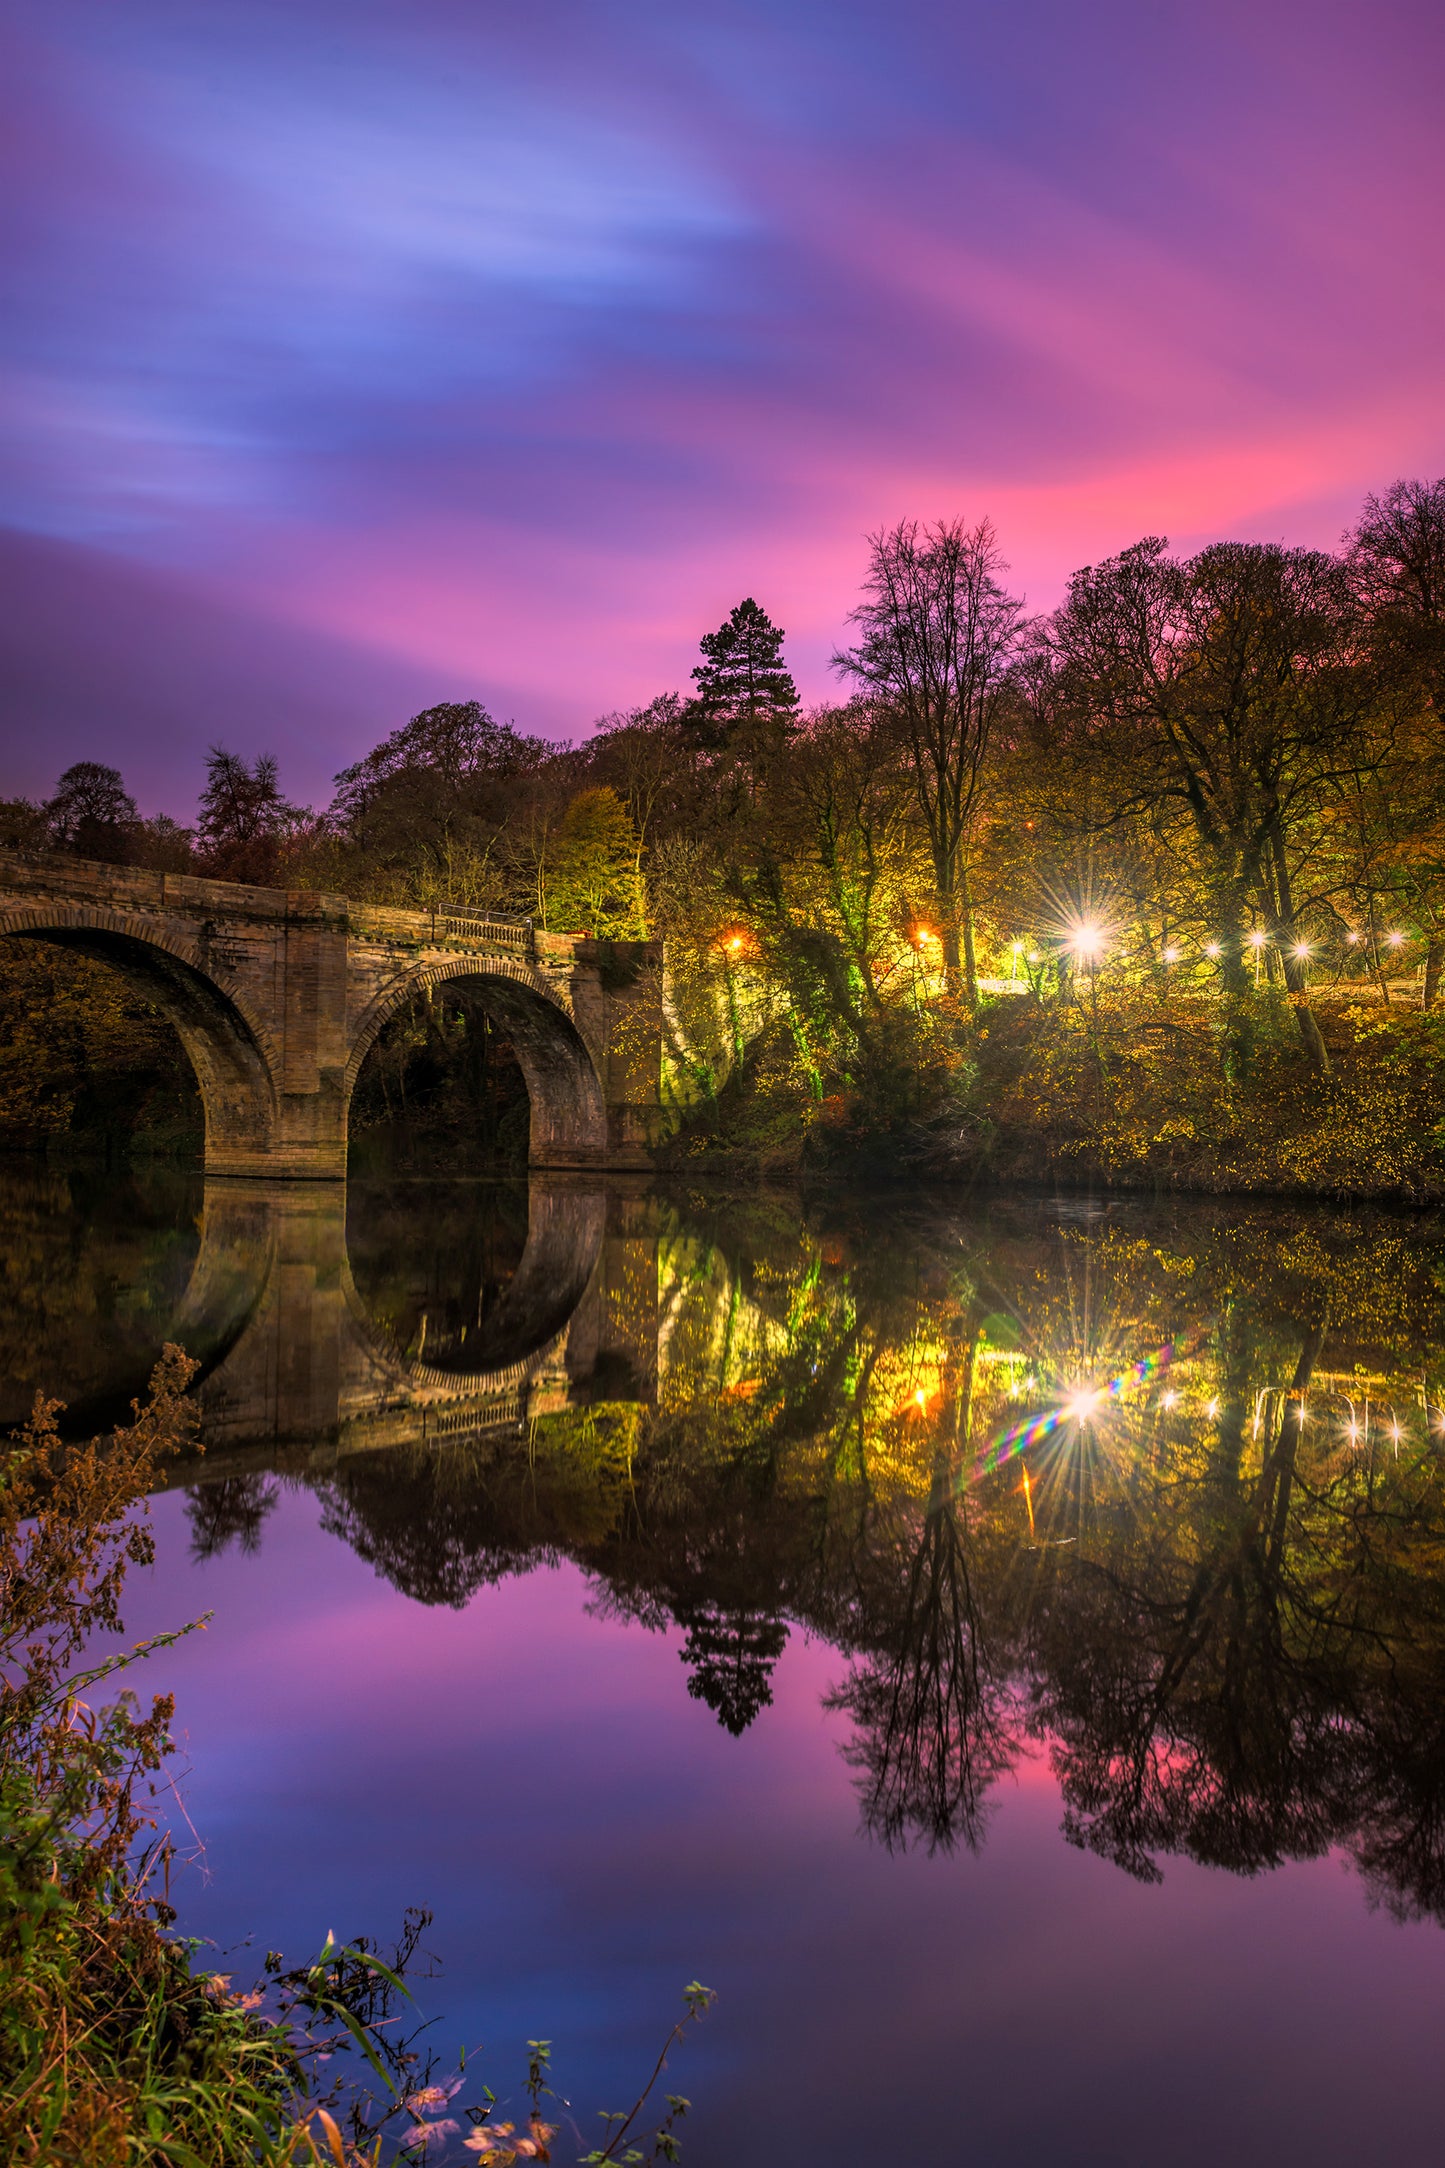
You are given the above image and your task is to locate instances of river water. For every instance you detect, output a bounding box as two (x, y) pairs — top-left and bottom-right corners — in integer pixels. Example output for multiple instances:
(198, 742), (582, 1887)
(9, 1165), (1445, 2165)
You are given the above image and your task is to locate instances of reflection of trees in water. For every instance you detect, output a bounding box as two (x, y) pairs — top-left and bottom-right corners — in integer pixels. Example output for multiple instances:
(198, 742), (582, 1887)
(1025, 1316), (1445, 1921)
(186, 1472), (280, 1559)
(186, 1191), (1445, 1920)
(829, 1489), (1009, 1854)
(314, 1443), (559, 1609)
(677, 1603), (789, 1735)
(0, 1166), (205, 1428)
(827, 1337), (1011, 1854)
(1029, 1310), (1335, 1882)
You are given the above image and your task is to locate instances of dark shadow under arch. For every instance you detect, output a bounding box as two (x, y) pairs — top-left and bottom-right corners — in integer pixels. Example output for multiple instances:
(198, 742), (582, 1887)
(176, 1176), (607, 1452)
(3, 924), (277, 1165)
(349, 967), (608, 1169)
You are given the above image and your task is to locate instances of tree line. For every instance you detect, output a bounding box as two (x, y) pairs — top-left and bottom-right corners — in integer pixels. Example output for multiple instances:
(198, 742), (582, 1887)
(4, 478), (1444, 1165)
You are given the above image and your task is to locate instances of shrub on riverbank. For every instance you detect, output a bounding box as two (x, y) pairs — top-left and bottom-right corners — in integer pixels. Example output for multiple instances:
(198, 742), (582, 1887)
(962, 990), (1445, 1201)
(665, 990), (1445, 1202)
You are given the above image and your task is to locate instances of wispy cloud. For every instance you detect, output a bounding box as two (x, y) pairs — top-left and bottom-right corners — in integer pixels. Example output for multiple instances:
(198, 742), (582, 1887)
(1, 0), (1441, 799)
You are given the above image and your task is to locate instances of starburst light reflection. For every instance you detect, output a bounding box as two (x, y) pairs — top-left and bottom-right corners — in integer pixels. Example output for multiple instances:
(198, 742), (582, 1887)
(977, 1340), (1181, 1479)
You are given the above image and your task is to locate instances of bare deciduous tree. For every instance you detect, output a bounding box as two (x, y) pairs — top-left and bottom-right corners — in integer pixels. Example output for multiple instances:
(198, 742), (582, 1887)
(834, 517), (1025, 1003)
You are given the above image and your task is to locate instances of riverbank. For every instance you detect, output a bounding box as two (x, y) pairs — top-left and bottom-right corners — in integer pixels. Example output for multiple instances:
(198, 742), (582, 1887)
(663, 994), (1445, 1206)
(4, 930), (1441, 1206)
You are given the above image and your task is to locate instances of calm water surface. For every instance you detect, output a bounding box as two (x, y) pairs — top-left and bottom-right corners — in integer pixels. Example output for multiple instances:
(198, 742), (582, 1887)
(9, 1166), (1445, 2165)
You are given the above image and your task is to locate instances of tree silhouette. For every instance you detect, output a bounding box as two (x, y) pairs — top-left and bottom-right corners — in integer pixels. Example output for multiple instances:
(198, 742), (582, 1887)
(44, 761), (138, 863)
(676, 1599), (788, 1735)
(185, 1473), (280, 1559)
(687, 598), (799, 754)
(196, 746), (298, 883)
(828, 1333), (1013, 1859)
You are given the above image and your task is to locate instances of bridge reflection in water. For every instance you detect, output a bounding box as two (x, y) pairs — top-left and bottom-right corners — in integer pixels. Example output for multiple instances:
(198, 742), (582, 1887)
(165, 1179), (658, 1484)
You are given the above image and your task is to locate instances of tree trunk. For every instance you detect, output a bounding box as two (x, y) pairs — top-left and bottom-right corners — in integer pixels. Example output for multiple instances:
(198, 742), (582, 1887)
(941, 919), (964, 993)
(1424, 934), (1442, 1012)
(1265, 830), (1329, 1079)
(1262, 1316), (1326, 1573)
(1214, 893), (1256, 1083)
(933, 847), (968, 1003)
(959, 865), (979, 1012)
(1274, 947), (1330, 1077)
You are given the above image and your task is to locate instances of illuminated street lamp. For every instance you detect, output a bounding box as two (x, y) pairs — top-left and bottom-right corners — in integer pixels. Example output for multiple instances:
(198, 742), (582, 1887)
(1205, 940), (1222, 959)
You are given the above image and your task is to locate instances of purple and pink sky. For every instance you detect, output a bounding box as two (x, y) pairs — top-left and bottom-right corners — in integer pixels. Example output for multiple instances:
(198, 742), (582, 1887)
(3, 0), (1443, 813)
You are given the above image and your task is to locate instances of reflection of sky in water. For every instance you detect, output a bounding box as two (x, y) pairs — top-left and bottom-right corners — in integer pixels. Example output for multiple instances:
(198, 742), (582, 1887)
(25, 1169), (1445, 2162)
(121, 1484), (1445, 2168)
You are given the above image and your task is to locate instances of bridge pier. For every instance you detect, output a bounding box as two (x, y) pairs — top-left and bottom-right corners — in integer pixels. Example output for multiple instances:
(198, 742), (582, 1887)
(0, 851), (664, 1177)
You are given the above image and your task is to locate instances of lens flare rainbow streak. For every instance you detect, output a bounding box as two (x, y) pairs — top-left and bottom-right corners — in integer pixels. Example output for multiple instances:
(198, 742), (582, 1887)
(976, 1341), (1178, 1479)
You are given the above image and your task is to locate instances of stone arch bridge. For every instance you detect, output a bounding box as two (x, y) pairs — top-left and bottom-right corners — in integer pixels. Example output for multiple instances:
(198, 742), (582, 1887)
(0, 850), (663, 1175)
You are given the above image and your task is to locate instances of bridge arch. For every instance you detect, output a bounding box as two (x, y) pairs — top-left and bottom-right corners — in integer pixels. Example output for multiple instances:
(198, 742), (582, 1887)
(347, 960), (608, 1169)
(0, 901), (280, 1168)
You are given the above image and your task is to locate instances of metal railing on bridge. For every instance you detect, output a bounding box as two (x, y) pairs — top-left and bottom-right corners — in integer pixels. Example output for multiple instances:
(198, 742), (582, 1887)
(348, 902), (536, 955)
(432, 911), (534, 952)
(423, 1390), (528, 1441)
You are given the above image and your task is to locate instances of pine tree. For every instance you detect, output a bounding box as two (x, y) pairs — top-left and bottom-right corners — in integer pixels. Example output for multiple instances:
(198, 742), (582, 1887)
(687, 598), (800, 752)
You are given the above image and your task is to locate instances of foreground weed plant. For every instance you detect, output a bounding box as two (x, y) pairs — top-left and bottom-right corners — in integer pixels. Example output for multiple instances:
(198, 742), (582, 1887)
(0, 1346), (304, 2165)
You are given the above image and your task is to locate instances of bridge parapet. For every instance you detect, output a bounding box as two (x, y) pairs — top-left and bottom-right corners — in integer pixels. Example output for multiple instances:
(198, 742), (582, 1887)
(347, 900), (537, 958)
(0, 846), (348, 927)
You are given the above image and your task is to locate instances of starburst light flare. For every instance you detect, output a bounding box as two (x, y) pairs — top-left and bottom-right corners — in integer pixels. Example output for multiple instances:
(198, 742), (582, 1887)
(977, 1340), (1179, 1479)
